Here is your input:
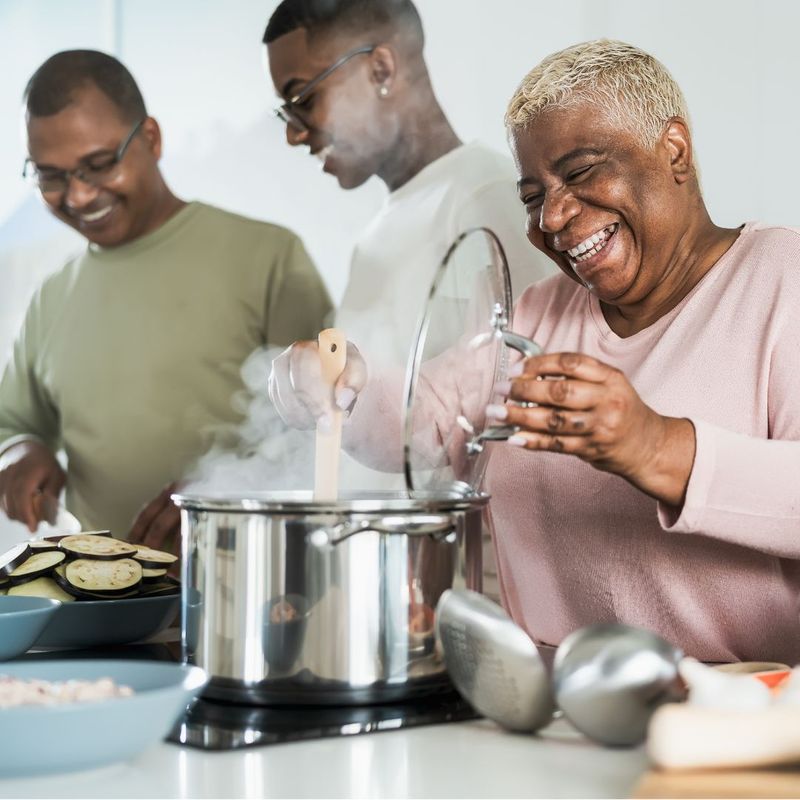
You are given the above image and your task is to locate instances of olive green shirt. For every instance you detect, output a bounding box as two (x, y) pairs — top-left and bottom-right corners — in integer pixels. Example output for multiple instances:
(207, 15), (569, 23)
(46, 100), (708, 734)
(0, 202), (332, 536)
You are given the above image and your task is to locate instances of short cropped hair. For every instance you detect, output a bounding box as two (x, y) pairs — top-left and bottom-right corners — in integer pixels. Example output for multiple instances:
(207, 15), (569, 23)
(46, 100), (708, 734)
(263, 0), (424, 48)
(506, 39), (689, 148)
(24, 50), (147, 122)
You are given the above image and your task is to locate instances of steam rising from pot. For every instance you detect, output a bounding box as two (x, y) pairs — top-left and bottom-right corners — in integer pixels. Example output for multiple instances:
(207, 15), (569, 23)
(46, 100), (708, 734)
(183, 346), (314, 495)
(183, 344), (405, 496)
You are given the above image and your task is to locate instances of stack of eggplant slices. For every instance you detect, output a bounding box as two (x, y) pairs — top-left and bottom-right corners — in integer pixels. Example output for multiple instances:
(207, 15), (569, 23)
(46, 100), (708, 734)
(0, 532), (179, 602)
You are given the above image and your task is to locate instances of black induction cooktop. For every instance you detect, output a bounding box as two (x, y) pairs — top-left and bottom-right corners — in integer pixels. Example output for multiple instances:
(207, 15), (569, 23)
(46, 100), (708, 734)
(168, 689), (478, 751)
(22, 640), (478, 752)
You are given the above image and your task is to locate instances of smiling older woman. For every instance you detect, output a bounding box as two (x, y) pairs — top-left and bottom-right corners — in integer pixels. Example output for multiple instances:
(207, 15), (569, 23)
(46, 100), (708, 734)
(486, 39), (800, 662)
(270, 40), (800, 664)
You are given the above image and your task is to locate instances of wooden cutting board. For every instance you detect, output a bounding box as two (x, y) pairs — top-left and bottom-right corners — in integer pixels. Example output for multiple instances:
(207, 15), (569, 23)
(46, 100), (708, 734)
(634, 766), (800, 798)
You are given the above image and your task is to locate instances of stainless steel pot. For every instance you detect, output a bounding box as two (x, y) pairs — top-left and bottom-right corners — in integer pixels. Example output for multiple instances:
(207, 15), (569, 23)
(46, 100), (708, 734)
(174, 227), (535, 706)
(174, 489), (486, 705)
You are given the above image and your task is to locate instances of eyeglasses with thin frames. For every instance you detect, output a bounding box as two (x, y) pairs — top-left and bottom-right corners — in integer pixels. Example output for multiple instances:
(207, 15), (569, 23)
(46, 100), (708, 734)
(22, 118), (146, 194)
(274, 44), (376, 134)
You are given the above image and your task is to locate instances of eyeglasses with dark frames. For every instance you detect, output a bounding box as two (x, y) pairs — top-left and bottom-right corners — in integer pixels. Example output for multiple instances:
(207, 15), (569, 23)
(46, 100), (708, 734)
(22, 118), (146, 194)
(274, 44), (376, 134)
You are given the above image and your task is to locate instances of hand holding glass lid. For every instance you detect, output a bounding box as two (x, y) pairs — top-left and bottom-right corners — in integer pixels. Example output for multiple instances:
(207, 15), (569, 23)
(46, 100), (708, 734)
(486, 349), (694, 506)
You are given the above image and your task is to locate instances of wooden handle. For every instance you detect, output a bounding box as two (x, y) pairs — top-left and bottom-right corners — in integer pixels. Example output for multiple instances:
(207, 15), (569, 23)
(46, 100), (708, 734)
(314, 329), (347, 502)
(318, 329), (347, 386)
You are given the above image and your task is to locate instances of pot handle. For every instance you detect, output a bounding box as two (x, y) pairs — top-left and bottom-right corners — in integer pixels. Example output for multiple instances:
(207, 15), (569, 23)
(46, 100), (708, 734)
(308, 514), (456, 548)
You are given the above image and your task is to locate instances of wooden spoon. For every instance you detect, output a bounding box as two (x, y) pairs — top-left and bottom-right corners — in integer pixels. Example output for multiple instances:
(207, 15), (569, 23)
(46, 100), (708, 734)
(314, 329), (347, 502)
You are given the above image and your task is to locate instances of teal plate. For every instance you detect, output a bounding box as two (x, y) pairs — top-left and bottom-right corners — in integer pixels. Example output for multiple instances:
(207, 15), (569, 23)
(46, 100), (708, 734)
(35, 594), (180, 649)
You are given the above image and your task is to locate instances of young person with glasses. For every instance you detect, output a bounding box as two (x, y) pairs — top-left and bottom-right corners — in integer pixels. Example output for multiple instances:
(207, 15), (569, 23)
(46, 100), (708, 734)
(0, 50), (332, 551)
(265, 0), (556, 600)
(264, 0), (555, 369)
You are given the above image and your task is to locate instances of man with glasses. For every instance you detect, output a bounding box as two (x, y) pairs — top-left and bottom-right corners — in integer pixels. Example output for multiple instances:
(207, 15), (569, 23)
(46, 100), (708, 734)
(0, 50), (332, 550)
(264, 0), (555, 599)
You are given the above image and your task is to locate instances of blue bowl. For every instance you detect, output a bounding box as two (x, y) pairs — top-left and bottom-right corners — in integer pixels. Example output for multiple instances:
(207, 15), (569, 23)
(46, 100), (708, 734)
(0, 659), (207, 777)
(0, 596), (61, 661)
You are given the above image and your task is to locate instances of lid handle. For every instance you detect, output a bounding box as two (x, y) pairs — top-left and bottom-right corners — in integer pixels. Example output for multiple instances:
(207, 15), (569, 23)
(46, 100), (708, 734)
(502, 330), (542, 359)
(463, 330), (542, 453)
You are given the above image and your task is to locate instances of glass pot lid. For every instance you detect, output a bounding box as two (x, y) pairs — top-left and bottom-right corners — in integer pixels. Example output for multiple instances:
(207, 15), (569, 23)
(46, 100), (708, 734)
(402, 228), (542, 495)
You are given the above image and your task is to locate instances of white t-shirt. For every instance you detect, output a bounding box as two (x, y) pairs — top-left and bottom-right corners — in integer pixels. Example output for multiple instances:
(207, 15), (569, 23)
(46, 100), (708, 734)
(336, 141), (556, 368)
(334, 142), (556, 600)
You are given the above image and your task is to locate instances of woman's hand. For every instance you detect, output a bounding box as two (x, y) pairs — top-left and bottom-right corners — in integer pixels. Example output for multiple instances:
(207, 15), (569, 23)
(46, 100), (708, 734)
(487, 352), (696, 507)
(268, 340), (367, 430)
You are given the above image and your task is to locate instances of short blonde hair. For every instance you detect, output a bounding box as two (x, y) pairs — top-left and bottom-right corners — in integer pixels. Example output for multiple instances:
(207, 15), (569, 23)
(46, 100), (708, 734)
(505, 39), (690, 147)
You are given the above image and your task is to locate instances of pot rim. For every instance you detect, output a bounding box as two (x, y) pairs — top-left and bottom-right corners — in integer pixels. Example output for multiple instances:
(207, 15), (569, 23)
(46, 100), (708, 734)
(172, 485), (489, 514)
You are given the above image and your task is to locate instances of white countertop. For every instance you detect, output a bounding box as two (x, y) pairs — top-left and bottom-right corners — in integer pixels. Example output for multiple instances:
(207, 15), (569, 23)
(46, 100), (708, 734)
(0, 716), (649, 799)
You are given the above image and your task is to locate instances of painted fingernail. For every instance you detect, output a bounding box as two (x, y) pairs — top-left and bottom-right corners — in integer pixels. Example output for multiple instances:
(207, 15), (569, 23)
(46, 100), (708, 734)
(493, 380), (512, 395)
(486, 404), (508, 420)
(336, 387), (356, 411)
(508, 362), (524, 377)
(508, 435), (528, 447)
(317, 413), (332, 433)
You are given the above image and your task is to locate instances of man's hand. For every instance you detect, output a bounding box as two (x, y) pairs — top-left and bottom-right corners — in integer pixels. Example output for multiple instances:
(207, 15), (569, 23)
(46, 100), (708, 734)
(128, 482), (181, 555)
(0, 441), (65, 533)
(268, 340), (366, 429)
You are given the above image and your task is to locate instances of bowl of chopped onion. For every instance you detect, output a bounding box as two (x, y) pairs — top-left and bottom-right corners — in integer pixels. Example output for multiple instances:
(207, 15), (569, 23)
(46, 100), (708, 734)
(0, 659), (207, 776)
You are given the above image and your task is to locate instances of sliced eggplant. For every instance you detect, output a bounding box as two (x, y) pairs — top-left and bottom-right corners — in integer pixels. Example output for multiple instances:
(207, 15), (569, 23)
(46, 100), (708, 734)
(0, 544), (30, 578)
(60, 534), (137, 560)
(36, 530), (109, 545)
(27, 539), (61, 553)
(131, 546), (178, 569)
(52, 563), (81, 597)
(141, 567), (168, 583)
(7, 551), (66, 584)
(7, 576), (75, 602)
(65, 557), (142, 595)
(38, 533), (66, 543)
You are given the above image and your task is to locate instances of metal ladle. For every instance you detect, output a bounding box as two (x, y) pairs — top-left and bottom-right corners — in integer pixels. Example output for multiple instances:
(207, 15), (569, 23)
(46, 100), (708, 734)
(552, 623), (686, 747)
(435, 589), (553, 733)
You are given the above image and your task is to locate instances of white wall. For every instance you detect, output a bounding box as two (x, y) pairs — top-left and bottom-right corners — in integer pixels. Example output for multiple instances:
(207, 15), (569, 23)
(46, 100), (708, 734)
(0, 0), (798, 546)
(2, 1), (799, 311)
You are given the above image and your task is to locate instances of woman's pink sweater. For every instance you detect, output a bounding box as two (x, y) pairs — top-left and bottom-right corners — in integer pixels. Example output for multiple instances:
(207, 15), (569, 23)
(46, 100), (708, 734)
(487, 223), (800, 663)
